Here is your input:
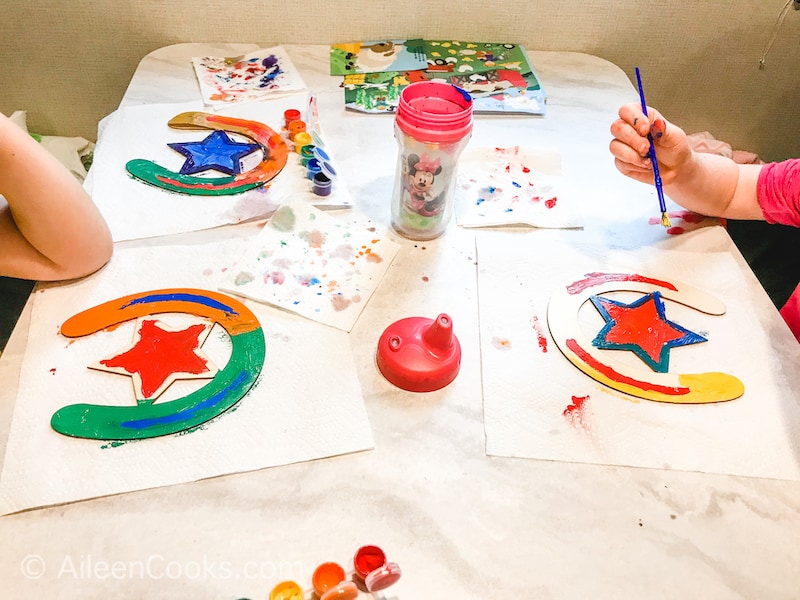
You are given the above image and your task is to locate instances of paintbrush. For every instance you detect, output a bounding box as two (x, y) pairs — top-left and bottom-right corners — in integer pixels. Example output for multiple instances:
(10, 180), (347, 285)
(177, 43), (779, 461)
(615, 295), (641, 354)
(634, 67), (671, 228)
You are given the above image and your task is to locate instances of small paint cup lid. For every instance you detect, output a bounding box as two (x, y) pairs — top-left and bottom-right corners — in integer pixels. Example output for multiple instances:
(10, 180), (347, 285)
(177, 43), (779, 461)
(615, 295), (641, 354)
(320, 581), (359, 600)
(365, 561), (402, 592)
(319, 160), (337, 180)
(376, 313), (461, 392)
(312, 146), (331, 162)
(269, 580), (303, 600)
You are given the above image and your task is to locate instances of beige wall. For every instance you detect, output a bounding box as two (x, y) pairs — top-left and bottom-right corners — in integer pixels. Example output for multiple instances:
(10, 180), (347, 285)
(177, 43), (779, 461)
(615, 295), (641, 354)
(2, 0), (798, 162)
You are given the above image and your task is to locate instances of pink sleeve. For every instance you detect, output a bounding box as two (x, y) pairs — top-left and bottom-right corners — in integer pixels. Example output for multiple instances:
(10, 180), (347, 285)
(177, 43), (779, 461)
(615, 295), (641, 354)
(756, 159), (800, 227)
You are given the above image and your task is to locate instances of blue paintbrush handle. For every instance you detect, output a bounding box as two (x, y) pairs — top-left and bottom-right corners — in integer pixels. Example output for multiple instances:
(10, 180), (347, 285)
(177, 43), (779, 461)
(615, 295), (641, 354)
(635, 67), (668, 214)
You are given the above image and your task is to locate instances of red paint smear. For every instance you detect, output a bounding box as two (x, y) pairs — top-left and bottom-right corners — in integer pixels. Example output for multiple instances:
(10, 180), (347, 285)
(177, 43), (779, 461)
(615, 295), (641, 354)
(666, 226), (685, 235)
(544, 197), (557, 209)
(566, 272), (678, 295)
(566, 338), (689, 395)
(100, 320), (210, 399)
(563, 394), (590, 431)
(532, 314), (548, 352)
(522, 166), (531, 173)
(49, 368), (56, 375)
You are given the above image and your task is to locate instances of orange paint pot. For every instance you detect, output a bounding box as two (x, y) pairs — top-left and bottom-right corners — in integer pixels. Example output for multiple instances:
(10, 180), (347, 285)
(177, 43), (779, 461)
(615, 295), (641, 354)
(287, 119), (307, 140)
(312, 562), (358, 600)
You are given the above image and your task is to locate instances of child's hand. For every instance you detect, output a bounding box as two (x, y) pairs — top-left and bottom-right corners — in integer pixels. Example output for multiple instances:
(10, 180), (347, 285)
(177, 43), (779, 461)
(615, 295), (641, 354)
(609, 103), (692, 187)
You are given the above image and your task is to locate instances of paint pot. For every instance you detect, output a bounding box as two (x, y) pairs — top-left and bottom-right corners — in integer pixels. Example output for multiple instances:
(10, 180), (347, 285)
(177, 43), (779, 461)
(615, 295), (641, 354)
(312, 562), (359, 600)
(306, 158), (322, 180)
(352, 545), (402, 593)
(283, 108), (301, 127)
(390, 81), (473, 240)
(287, 119), (307, 141)
(376, 313), (461, 392)
(293, 131), (313, 153)
(300, 144), (315, 166)
(269, 580), (303, 600)
(312, 172), (332, 196)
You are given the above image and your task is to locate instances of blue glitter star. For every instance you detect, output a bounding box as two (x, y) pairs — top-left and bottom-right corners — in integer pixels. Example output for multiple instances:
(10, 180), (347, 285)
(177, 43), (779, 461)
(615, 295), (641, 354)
(589, 291), (707, 373)
(168, 130), (260, 175)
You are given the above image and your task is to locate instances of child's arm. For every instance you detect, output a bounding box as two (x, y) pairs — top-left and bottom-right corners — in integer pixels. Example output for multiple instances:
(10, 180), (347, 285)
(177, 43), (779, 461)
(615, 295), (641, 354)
(0, 112), (113, 281)
(609, 102), (765, 220)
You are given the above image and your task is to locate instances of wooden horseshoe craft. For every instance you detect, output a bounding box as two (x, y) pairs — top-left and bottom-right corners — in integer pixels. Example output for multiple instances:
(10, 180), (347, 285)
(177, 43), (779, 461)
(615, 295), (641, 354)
(125, 111), (289, 195)
(547, 272), (745, 404)
(51, 289), (265, 440)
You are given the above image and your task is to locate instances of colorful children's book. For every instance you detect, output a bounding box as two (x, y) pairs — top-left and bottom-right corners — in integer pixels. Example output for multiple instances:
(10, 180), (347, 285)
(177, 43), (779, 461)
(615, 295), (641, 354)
(330, 39), (427, 75)
(338, 40), (546, 115)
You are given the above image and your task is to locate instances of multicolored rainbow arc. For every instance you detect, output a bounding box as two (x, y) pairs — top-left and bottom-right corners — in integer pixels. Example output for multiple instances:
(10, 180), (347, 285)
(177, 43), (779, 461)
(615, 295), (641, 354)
(547, 272), (744, 404)
(125, 112), (288, 196)
(51, 289), (265, 440)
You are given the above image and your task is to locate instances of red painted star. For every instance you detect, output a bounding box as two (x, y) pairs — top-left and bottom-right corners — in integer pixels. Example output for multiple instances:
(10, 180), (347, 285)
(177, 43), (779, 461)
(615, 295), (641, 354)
(90, 317), (218, 401)
(590, 292), (706, 372)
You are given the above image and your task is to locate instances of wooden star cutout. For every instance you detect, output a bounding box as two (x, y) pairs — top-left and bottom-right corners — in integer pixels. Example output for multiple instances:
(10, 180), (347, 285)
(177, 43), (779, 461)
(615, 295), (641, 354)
(589, 291), (707, 372)
(90, 317), (219, 402)
(168, 129), (260, 175)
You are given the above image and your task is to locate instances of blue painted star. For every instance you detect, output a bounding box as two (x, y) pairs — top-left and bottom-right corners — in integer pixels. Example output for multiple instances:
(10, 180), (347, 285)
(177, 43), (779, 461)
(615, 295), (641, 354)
(589, 291), (707, 372)
(168, 130), (260, 175)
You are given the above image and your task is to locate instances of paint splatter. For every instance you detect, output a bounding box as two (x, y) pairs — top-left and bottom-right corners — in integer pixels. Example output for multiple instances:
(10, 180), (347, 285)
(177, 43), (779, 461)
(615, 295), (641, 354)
(100, 441), (126, 449)
(234, 271), (255, 286)
(492, 337), (512, 350)
(422, 276), (429, 282)
(331, 295), (357, 311)
(263, 270), (285, 285)
(49, 368), (57, 375)
(299, 229), (326, 248)
(269, 205), (296, 231)
(544, 197), (557, 209)
(329, 244), (355, 260)
(532, 314), (548, 352)
(563, 395), (591, 432)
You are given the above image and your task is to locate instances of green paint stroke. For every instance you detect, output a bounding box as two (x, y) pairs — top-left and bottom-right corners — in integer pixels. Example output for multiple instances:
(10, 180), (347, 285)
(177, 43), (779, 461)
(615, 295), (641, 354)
(51, 328), (265, 441)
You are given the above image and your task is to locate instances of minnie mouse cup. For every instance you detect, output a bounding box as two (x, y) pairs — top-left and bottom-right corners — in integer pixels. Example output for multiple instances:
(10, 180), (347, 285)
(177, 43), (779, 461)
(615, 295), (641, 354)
(390, 81), (473, 240)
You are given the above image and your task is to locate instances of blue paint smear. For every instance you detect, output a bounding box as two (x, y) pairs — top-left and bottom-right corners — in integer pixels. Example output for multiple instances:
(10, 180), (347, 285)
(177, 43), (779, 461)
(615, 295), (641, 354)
(512, 181), (522, 188)
(120, 371), (248, 429)
(122, 292), (238, 316)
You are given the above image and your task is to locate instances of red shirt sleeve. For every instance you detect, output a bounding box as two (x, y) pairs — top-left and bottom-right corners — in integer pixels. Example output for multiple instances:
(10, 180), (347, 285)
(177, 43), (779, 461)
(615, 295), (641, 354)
(756, 159), (800, 227)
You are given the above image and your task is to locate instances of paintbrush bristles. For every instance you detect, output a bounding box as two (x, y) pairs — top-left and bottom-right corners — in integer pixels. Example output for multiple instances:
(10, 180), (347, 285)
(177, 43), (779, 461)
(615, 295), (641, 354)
(661, 211), (672, 228)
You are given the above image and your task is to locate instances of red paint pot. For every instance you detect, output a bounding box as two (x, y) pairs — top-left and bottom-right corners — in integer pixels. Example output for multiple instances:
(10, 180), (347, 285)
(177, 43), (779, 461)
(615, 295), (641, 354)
(284, 109), (301, 127)
(353, 545), (402, 592)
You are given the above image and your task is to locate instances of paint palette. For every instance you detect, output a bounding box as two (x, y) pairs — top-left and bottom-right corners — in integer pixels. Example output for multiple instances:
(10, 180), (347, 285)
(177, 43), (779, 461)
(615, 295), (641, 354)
(192, 46), (307, 108)
(220, 200), (401, 332)
(455, 146), (580, 229)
